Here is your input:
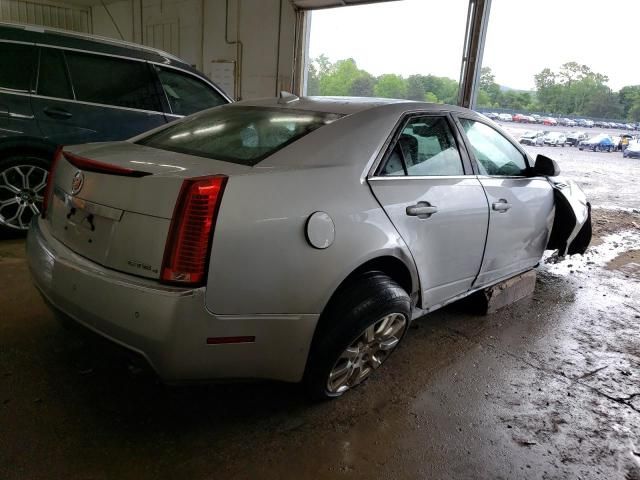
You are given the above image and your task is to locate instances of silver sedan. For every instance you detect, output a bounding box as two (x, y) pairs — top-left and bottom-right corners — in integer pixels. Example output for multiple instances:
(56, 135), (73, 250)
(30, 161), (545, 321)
(27, 96), (591, 399)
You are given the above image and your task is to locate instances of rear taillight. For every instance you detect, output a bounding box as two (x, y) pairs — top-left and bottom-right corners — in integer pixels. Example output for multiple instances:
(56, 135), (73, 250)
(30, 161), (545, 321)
(161, 175), (227, 286)
(41, 147), (63, 218)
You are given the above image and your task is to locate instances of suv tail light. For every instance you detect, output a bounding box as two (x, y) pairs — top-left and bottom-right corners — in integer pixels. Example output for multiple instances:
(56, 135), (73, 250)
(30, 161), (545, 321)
(161, 175), (228, 286)
(41, 147), (63, 219)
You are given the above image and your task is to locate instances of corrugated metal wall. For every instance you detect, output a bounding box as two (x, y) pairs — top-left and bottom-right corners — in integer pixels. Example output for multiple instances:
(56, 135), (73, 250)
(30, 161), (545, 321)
(0, 0), (91, 32)
(143, 18), (180, 56)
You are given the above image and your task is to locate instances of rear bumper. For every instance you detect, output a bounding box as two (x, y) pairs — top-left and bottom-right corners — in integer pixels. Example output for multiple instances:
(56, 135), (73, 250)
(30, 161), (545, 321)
(27, 218), (318, 383)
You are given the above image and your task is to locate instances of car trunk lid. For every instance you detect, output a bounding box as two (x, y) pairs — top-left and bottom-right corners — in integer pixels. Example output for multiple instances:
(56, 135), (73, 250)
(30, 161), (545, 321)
(46, 142), (250, 280)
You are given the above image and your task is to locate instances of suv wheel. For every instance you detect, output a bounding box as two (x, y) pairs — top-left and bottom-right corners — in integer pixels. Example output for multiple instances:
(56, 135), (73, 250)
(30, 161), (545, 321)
(0, 155), (49, 235)
(304, 271), (410, 400)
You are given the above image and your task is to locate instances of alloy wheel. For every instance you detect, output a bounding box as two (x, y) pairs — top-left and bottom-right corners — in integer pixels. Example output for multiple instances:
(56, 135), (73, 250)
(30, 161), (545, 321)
(326, 312), (407, 394)
(0, 164), (48, 230)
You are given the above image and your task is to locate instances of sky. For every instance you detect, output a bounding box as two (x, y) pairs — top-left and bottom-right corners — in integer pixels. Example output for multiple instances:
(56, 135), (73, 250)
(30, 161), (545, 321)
(308, 0), (639, 91)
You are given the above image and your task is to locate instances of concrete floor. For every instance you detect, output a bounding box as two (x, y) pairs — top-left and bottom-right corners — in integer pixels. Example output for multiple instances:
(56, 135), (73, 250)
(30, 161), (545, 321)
(1, 150), (639, 479)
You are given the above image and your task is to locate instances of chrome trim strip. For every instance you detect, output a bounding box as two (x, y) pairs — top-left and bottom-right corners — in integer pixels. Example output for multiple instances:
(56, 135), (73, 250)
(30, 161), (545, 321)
(0, 88), (172, 117)
(9, 112), (34, 120)
(369, 175), (473, 181)
(56, 189), (124, 222)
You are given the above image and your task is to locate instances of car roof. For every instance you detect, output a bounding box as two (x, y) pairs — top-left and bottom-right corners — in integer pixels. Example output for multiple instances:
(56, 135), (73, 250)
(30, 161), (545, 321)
(0, 22), (198, 72)
(229, 96), (476, 116)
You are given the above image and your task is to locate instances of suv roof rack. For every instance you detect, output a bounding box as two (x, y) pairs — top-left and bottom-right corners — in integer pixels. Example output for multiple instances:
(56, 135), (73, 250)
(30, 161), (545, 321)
(0, 21), (184, 62)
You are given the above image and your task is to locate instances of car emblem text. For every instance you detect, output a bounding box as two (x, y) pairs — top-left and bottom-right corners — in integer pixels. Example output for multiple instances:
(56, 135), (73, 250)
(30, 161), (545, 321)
(71, 171), (84, 196)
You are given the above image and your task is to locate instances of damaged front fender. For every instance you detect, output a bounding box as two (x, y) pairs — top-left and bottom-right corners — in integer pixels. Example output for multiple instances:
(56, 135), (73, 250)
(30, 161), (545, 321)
(546, 178), (591, 256)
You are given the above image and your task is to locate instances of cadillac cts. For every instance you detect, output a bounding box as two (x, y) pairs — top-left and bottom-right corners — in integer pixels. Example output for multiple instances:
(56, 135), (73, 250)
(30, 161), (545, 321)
(27, 96), (591, 399)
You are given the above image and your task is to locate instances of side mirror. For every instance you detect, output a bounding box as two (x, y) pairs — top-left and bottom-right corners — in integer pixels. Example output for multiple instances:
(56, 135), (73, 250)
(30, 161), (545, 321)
(533, 154), (560, 176)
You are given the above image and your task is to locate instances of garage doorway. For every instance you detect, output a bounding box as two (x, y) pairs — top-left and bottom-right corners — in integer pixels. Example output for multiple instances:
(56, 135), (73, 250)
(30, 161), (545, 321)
(304, 0), (469, 103)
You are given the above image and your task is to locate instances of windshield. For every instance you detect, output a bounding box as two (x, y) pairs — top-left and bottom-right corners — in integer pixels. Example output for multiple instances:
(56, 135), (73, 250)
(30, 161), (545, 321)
(138, 106), (342, 165)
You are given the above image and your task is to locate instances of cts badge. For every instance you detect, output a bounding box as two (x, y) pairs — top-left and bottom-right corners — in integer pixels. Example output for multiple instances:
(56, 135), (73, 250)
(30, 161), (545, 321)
(71, 171), (84, 196)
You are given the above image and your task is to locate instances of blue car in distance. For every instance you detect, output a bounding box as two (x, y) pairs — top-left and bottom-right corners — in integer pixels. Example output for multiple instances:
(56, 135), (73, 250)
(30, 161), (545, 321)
(578, 134), (615, 152)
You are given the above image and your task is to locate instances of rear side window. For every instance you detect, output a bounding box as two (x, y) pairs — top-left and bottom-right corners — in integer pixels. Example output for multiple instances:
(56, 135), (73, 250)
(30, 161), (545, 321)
(156, 66), (227, 116)
(380, 116), (464, 176)
(65, 52), (161, 112)
(0, 43), (36, 92)
(37, 48), (73, 99)
(138, 107), (341, 165)
(459, 119), (528, 176)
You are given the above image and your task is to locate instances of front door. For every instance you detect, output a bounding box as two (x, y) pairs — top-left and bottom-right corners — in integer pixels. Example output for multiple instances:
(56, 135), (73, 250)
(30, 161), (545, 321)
(368, 114), (489, 309)
(456, 117), (555, 287)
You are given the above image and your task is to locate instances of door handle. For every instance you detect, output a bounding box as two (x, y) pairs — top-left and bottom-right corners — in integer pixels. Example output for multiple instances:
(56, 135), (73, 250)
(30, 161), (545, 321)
(406, 202), (438, 219)
(492, 199), (512, 212)
(43, 107), (72, 120)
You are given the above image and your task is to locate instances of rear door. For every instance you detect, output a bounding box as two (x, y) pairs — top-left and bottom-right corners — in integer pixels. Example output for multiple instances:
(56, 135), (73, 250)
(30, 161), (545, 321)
(368, 113), (489, 309)
(31, 48), (167, 145)
(456, 117), (555, 287)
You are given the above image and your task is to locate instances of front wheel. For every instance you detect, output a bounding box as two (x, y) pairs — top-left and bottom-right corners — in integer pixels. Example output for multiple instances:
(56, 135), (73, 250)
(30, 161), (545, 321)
(0, 155), (50, 235)
(304, 272), (410, 400)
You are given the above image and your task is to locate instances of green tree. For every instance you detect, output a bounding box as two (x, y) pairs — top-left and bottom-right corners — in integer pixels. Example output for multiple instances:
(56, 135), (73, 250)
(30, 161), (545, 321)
(479, 67), (501, 106)
(374, 74), (407, 99)
(315, 58), (373, 97)
(406, 75), (426, 101)
(619, 85), (640, 119)
(424, 91), (439, 103)
(349, 74), (375, 97)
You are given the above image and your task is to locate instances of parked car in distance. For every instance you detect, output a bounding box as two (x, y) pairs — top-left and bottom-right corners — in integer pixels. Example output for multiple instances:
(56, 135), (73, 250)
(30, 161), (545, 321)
(0, 22), (231, 234)
(566, 131), (589, 146)
(543, 117), (558, 126)
(584, 120), (595, 128)
(26, 97), (591, 399)
(520, 130), (545, 146)
(498, 113), (513, 122)
(623, 140), (640, 158)
(579, 134), (615, 152)
(531, 114), (542, 123)
(575, 119), (587, 127)
(513, 114), (529, 123)
(543, 132), (567, 147)
(484, 112), (499, 120)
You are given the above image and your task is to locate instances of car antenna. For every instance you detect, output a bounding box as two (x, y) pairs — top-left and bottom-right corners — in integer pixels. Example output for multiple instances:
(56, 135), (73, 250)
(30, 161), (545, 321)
(278, 91), (299, 104)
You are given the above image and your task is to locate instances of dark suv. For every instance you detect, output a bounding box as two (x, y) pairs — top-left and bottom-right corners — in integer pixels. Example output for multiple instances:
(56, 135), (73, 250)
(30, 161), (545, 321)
(0, 23), (230, 234)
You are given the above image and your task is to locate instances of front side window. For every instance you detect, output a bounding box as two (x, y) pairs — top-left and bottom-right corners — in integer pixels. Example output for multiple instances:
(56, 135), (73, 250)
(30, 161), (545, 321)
(156, 66), (227, 116)
(138, 106), (341, 165)
(380, 116), (464, 176)
(0, 43), (36, 92)
(65, 52), (161, 112)
(37, 48), (73, 99)
(459, 119), (528, 176)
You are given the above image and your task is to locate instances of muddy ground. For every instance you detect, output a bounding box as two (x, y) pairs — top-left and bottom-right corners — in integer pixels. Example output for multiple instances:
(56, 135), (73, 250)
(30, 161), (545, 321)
(1, 186), (639, 477)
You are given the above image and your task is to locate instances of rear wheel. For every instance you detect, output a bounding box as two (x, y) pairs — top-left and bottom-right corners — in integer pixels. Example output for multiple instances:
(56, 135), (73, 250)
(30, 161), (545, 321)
(304, 271), (410, 400)
(0, 155), (50, 235)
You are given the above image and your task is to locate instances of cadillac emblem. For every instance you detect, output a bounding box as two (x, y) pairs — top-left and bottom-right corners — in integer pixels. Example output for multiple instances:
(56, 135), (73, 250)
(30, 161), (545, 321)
(71, 171), (84, 196)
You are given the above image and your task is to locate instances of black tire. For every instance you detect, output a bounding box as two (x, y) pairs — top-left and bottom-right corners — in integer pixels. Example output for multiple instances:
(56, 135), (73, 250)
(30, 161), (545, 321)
(304, 271), (411, 400)
(0, 155), (50, 236)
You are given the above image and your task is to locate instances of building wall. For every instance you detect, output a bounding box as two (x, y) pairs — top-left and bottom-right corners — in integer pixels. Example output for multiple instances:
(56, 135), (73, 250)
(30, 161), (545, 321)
(91, 0), (298, 100)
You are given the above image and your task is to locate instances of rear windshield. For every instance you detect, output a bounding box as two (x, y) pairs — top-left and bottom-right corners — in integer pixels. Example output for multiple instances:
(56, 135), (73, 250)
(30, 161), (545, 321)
(137, 106), (342, 165)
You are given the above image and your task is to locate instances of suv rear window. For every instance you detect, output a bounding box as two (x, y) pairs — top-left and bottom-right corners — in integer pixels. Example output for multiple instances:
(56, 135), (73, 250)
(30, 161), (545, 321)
(65, 52), (161, 112)
(138, 106), (341, 165)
